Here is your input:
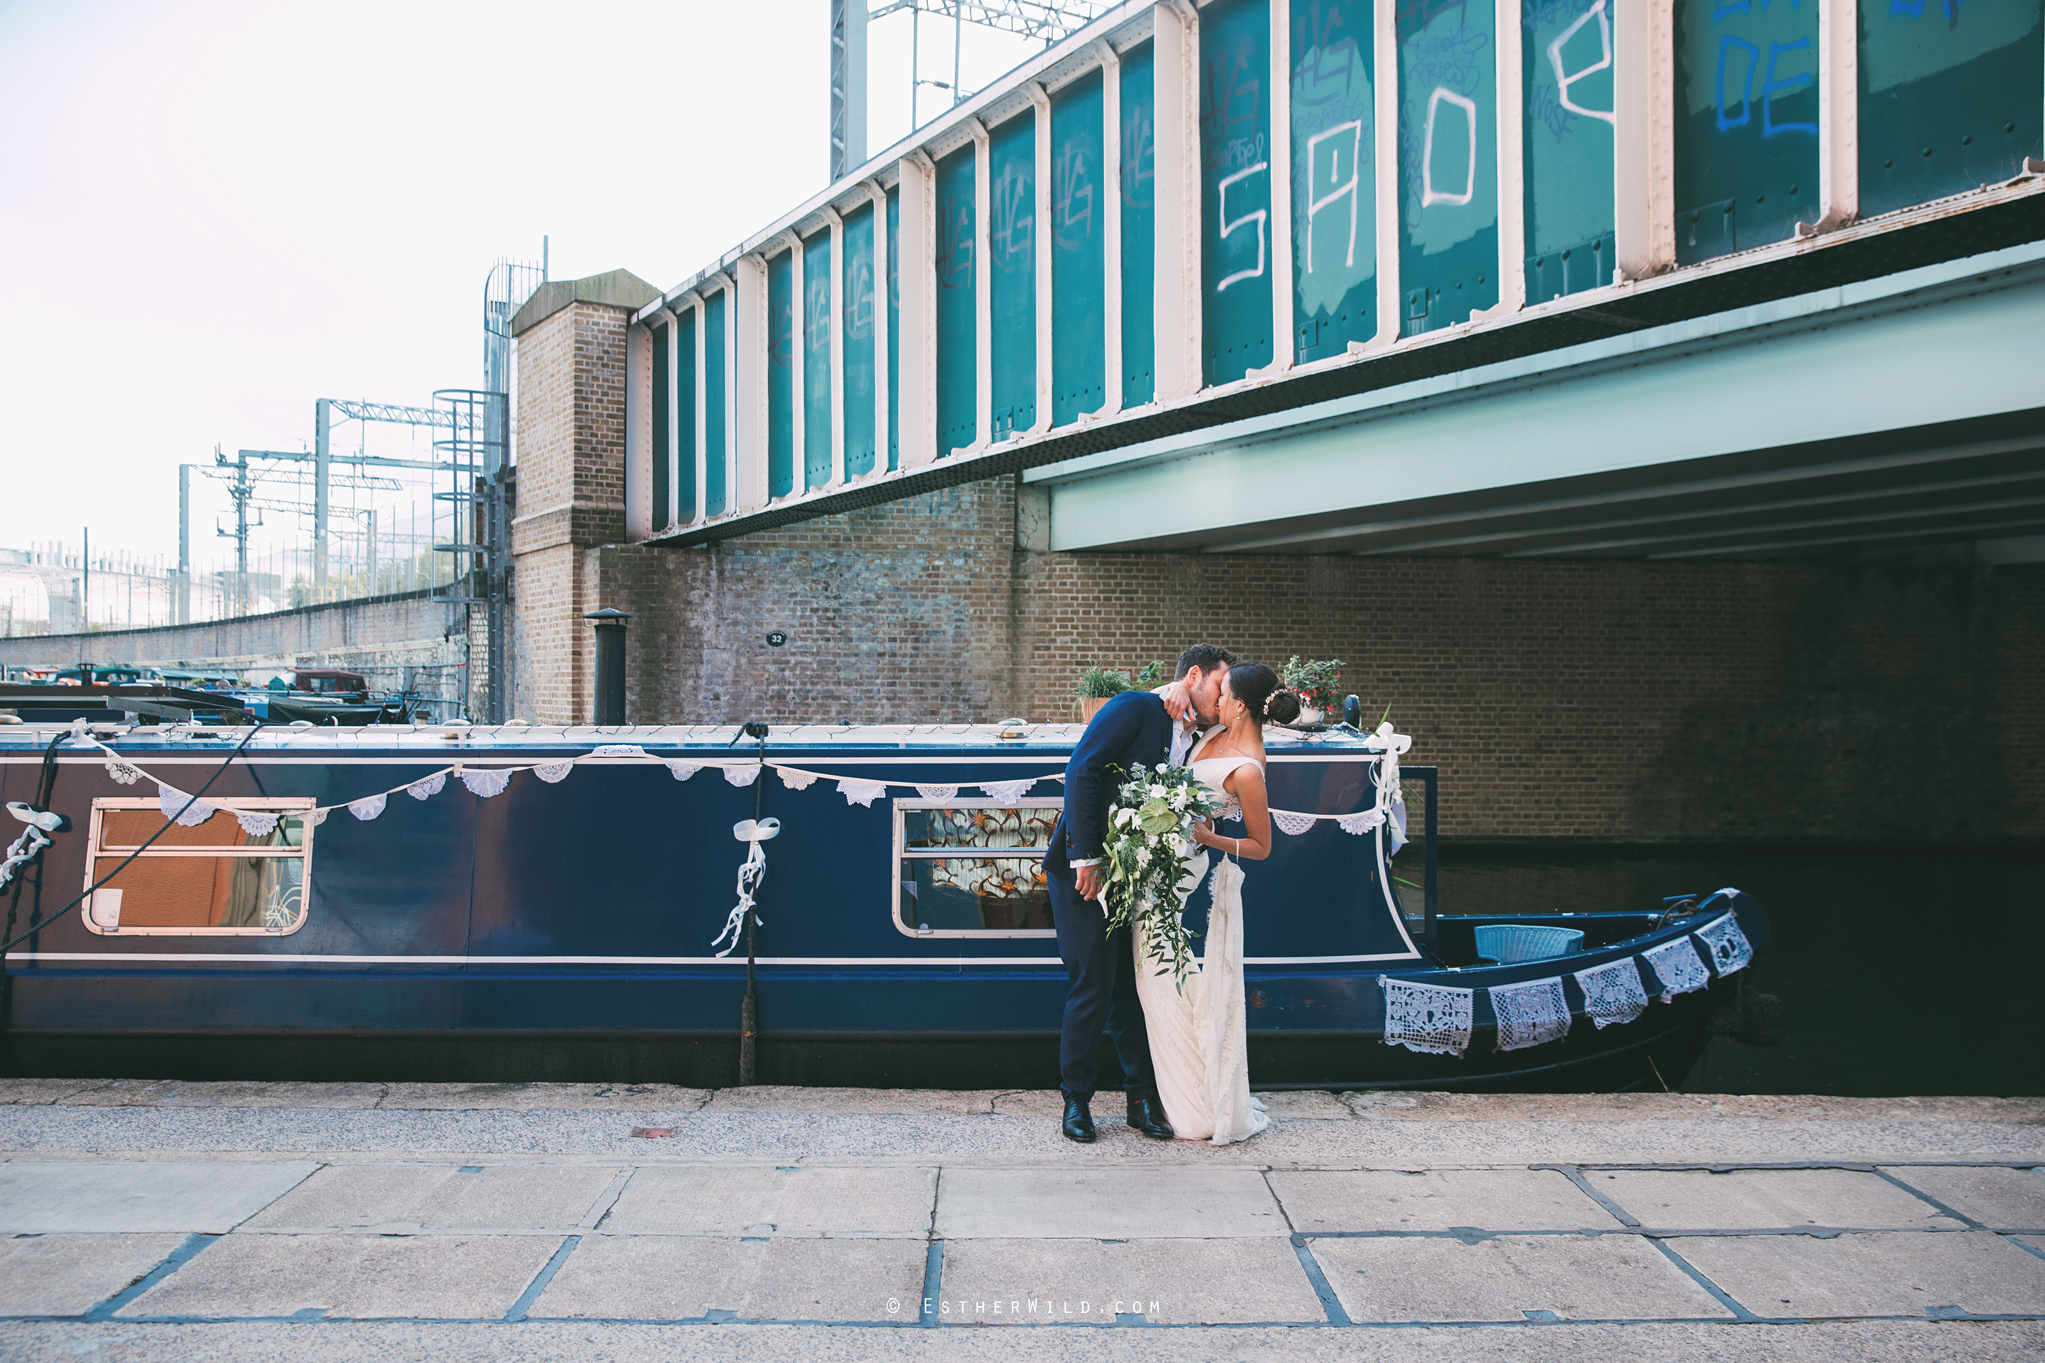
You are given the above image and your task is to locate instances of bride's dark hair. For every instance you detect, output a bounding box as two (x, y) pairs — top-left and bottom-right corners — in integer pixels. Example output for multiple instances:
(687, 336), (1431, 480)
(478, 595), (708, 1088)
(1227, 662), (1301, 726)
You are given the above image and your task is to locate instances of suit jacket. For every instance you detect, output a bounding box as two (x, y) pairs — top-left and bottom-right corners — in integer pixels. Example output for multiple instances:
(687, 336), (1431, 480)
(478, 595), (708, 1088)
(1045, 690), (1171, 875)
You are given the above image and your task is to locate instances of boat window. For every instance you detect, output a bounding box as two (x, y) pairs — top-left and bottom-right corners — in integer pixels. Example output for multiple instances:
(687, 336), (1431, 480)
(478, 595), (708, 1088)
(82, 798), (315, 936)
(894, 800), (1059, 938)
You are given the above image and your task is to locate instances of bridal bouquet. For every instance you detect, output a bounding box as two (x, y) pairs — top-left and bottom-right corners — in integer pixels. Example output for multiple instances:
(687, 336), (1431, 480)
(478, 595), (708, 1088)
(1101, 762), (1220, 988)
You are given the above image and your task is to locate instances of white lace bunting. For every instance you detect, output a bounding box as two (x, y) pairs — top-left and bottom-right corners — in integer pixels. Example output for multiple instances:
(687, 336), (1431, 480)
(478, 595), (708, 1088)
(347, 793), (387, 822)
(1380, 977), (1473, 1056)
(305, 807), (329, 827)
(1574, 958), (1650, 1028)
(915, 784), (959, 803)
(104, 753), (143, 784)
(837, 778), (887, 807)
(777, 768), (819, 790)
(157, 785), (216, 828)
(458, 768), (514, 799)
(591, 744), (648, 758)
(1335, 810), (1383, 836)
(1693, 913), (1754, 976)
(1271, 810), (1317, 836)
(1488, 976), (1572, 1052)
(723, 764), (761, 787)
(663, 761), (701, 782)
(534, 761), (574, 784)
(1642, 936), (1712, 1002)
(232, 811), (281, 839)
(406, 772), (447, 801)
(980, 779), (1035, 806)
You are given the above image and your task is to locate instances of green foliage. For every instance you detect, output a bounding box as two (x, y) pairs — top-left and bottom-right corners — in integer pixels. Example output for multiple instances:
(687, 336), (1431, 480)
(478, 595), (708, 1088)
(1133, 659), (1168, 689)
(1074, 665), (1133, 699)
(1102, 762), (1221, 989)
(1281, 656), (1344, 712)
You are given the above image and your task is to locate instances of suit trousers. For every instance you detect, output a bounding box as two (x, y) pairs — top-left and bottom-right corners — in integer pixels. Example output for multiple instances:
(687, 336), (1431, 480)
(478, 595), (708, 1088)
(1047, 861), (1155, 1104)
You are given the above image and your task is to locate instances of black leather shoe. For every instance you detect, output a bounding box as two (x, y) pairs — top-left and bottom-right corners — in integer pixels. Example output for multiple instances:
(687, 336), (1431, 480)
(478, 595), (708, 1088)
(1062, 1097), (1096, 1143)
(1126, 1094), (1174, 1140)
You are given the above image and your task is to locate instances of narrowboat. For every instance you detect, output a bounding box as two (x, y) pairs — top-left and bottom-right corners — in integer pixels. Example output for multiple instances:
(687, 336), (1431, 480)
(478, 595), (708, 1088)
(0, 716), (1766, 1090)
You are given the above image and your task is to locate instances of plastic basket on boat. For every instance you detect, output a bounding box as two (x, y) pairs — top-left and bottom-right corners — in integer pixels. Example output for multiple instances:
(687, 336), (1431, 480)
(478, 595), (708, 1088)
(1474, 924), (1585, 964)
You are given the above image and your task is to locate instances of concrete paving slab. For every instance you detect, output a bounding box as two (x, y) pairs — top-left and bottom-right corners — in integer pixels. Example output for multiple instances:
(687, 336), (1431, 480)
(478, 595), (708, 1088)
(124, 1232), (560, 1319)
(1271, 1169), (1624, 1233)
(377, 1083), (708, 1112)
(15, 1318), (2045, 1363)
(1596, 1169), (1966, 1230)
(531, 1235), (926, 1321)
(934, 1168), (1287, 1239)
(1335, 1094), (2045, 1125)
(0, 1233), (187, 1316)
(1257, 1091), (1351, 1120)
(0, 1160), (319, 1233)
(702, 1087), (998, 1115)
(243, 1162), (621, 1232)
(939, 1235), (1326, 1323)
(1312, 1232), (1735, 1322)
(1882, 1166), (2045, 1229)
(600, 1165), (935, 1236)
(0, 1080), (110, 1106)
(4, 1318), (2045, 1363)
(1672, 1230), (2045, 1318)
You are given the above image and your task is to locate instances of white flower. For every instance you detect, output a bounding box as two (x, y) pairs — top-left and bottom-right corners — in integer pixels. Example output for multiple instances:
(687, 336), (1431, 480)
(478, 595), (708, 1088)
(1170, 788), (1188, 810)
(1135, 846), (1151, 867)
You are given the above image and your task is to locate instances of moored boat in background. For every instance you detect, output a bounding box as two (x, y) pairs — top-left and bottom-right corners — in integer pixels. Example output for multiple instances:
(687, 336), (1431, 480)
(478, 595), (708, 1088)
(0, 717), (1764, 1090)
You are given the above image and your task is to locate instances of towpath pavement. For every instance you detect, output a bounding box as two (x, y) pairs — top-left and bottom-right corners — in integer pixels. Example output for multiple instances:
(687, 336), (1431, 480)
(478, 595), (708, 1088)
(0, 1083), (2040, 1361)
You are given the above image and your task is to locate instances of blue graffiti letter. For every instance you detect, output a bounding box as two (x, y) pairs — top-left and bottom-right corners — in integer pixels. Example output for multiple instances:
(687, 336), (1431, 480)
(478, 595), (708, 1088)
(1761, 38), (1816, 136)
(1715, 35), (1759, 131)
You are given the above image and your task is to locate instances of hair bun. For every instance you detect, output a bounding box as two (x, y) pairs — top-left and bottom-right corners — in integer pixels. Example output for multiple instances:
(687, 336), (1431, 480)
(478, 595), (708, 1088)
(1265, 689), (1301, 726)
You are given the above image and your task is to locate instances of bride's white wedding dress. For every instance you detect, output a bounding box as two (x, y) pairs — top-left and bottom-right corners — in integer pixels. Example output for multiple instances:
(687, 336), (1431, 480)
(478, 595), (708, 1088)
(1133, 732), (1271, 1145)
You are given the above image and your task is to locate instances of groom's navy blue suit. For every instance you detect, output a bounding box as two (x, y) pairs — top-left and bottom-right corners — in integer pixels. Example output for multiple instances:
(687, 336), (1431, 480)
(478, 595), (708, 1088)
(1044, 689), (1170, 1104)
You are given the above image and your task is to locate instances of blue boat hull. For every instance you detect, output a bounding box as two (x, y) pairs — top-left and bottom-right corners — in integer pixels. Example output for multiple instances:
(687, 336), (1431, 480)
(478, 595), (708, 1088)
(0, 728), (1764, 1091)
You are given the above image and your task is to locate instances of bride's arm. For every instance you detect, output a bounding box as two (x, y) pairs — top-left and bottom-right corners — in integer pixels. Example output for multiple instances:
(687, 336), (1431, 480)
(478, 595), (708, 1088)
(1191, 766), (1274, 860)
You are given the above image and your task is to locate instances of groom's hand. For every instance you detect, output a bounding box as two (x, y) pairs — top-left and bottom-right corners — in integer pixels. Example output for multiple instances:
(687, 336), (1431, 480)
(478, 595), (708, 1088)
(1074, 863), (1105, 901)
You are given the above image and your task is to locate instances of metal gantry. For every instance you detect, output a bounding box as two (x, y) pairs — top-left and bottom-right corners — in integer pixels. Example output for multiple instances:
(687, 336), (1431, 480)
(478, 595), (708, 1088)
(431, 389), (511, 724)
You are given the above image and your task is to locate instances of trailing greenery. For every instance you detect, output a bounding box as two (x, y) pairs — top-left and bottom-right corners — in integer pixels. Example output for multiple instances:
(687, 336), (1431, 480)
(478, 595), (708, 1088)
(1102, 762), (1220, 989)
(1281, 656), (1345, 713)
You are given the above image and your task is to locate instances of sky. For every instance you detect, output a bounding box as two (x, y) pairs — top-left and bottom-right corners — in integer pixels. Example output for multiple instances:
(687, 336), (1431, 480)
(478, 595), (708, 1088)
(0, 0), (1045, 570)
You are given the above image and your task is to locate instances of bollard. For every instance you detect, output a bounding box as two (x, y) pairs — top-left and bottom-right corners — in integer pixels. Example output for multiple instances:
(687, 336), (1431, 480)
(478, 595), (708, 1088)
(584, 608), (631, 725)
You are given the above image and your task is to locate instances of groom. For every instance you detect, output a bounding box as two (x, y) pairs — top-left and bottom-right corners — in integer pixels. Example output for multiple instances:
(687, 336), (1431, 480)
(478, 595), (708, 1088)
(1045, 643), (1237, 1143)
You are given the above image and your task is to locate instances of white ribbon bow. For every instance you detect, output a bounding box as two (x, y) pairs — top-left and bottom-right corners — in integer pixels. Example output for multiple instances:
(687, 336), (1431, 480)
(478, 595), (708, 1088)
(712, 818), (781, 958)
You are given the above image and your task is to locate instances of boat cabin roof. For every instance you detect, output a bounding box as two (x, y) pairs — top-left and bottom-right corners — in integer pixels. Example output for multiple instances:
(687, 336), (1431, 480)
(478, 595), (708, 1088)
(0, 720), (1402, 757)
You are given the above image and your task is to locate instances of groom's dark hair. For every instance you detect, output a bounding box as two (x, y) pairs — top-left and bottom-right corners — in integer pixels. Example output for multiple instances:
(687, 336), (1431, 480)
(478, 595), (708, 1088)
(1175, 643), (1239, 679)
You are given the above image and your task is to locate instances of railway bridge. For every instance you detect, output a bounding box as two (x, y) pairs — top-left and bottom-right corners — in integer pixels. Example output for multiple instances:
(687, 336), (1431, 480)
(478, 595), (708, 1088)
(503, 0), (2045, 841)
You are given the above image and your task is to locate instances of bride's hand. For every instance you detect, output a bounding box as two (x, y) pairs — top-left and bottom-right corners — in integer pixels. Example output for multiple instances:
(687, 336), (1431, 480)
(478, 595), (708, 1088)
(1156, 679), (1191, 722)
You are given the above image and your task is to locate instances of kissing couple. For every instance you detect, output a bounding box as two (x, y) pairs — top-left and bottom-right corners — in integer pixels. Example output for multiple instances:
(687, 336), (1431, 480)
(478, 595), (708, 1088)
(1043, 644), (1302, 1145)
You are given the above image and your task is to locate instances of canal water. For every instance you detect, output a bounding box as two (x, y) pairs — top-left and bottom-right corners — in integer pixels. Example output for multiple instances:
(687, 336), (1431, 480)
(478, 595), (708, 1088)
(1434, 845), (2045, 1098)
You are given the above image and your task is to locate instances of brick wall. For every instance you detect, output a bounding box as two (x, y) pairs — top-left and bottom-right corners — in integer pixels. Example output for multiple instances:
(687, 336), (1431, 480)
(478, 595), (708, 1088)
(567, 478), (2043, 842)
(510, 300), (633, 725)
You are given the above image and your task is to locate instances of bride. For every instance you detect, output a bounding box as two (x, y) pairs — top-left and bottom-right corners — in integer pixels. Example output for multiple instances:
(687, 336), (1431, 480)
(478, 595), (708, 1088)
(1136, 661), (1299, 1144)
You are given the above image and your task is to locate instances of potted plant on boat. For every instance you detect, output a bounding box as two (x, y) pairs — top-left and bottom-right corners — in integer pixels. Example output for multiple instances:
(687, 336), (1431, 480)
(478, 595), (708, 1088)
(1073, 665), (1131, 721)
(1280, 656), (1344, 725)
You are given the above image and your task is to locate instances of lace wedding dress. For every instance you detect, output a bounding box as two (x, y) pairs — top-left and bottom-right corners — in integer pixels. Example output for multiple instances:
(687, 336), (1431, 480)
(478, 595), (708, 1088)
(1132, 733), (1271, 1145)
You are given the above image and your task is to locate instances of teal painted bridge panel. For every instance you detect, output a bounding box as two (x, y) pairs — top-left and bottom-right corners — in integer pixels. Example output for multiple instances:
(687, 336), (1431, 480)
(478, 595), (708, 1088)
(1040, 252), (2045, 551)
